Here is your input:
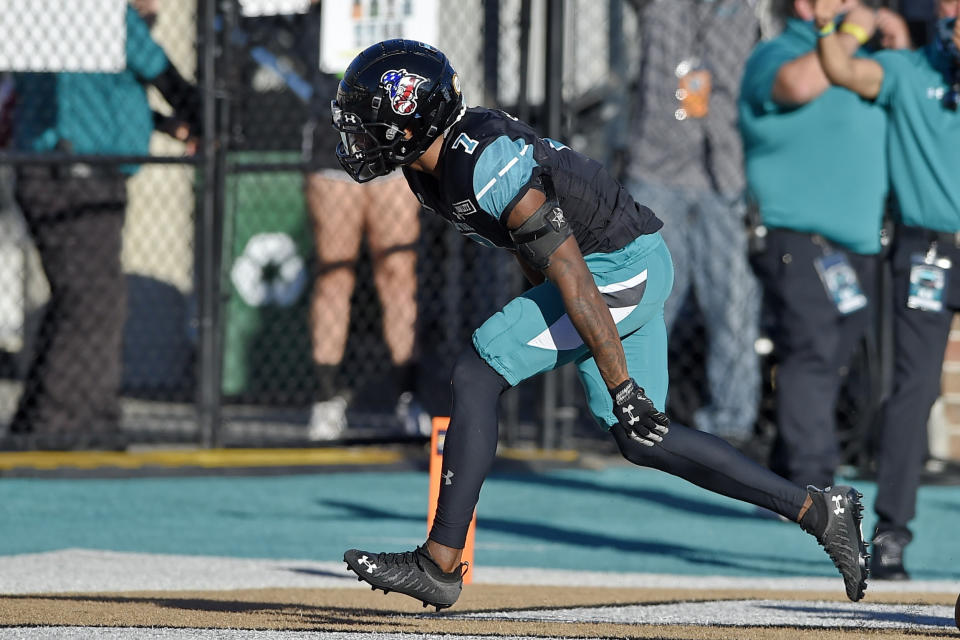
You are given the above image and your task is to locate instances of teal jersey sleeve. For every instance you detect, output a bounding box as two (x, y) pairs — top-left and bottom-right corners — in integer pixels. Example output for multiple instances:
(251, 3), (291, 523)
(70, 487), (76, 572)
(473, 135), (539, 221)
(872, 49), (910, 109)
(125, 5), (170, 81)
(740, 40), (795, 115)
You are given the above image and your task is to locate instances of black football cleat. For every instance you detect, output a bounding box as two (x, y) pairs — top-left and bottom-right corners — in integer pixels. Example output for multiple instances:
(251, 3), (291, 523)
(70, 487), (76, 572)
(806, 485), (870, 601)
(344, 544), (464, 610)
(870, 530), (911, 581)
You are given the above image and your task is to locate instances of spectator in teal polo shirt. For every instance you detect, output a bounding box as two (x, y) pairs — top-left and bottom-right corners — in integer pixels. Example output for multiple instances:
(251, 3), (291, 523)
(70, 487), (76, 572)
(7, 2), (199, 450)
(814, 0), (960, 581)
(738, 1), (907, 495)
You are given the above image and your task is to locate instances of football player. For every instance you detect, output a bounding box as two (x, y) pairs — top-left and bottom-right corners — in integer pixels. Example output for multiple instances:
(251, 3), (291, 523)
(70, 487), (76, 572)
(333, 39), (869, 608)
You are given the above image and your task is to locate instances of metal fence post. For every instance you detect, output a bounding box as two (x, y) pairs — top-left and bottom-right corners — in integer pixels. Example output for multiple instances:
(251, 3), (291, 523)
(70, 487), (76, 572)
(538, 0), (570, 450)
(544, 0), (564, 139)
(606, 0), (629, 174)
(517, 0), (532, 123)
(197, 0), (228, 448)
(483, 0), (500, 108)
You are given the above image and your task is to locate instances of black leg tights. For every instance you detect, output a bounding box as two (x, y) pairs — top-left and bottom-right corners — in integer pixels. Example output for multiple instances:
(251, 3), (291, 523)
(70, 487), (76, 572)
(428, 346), (811, 548)
(429, 347), (509, 548)
(612, 422), (809, 519)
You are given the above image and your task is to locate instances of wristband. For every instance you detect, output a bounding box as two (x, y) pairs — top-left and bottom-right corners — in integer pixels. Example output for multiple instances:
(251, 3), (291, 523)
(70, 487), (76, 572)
(817, 21), (836, 38)
(839, 21), (871, 45)
(611, 378), (635, 405)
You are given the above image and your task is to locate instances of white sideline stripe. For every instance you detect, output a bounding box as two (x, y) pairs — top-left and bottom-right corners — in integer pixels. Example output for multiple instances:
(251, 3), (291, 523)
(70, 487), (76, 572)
(473, 565), (960, 594)
(452, 600), (956, 630)
(0, 549), (957, 595)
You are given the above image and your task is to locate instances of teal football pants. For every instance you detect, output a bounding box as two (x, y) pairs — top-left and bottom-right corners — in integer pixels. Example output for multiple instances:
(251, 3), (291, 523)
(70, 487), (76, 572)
(473, 231), (673, 427)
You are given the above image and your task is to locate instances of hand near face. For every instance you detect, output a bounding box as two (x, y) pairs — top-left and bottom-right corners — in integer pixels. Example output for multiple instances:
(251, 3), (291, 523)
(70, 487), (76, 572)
(813, 0), (846, 29)
(875, 8), (911, 50)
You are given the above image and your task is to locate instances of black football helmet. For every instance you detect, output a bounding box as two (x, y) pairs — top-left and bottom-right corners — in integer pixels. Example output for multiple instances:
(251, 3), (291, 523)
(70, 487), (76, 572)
(331, 39), (463, 182)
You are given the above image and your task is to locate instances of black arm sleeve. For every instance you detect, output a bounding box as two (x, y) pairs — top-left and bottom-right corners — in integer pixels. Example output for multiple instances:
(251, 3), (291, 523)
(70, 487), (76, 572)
(150, 64), (202, 134)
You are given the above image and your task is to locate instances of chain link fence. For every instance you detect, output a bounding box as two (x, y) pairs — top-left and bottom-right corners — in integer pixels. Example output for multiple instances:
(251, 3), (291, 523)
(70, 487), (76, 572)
(0, 0), (917, 466)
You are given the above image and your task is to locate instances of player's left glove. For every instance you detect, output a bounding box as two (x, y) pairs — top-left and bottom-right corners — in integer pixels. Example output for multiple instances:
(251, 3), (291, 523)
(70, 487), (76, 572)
(610, 378), (669, 447)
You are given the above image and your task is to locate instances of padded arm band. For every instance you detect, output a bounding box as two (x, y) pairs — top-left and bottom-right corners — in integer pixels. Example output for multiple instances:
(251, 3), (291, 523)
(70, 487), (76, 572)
(509, 188), (572, 270)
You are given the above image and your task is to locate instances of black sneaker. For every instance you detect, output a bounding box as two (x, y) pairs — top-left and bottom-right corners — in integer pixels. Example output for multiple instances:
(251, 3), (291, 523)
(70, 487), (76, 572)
(344, 544), (464, 610)
(806, 485), (869, 602)
(870, 530), (911, 581)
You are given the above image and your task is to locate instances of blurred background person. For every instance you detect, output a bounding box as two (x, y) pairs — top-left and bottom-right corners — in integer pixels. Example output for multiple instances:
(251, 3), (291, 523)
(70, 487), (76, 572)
(223, 0), (431, 440)
(814, 0), (960, 580)
(0, 71), (25, 378)
(304, 101), (428, 440)
(625, 0), (762, 446)
(738, 0), (907, 490)
(7, 0), (198, 450)
(302, 0), (429, 441)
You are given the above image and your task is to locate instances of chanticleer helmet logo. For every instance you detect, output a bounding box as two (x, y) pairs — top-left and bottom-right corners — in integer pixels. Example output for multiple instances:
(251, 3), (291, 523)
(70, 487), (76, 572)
(380, 68), (427, 115)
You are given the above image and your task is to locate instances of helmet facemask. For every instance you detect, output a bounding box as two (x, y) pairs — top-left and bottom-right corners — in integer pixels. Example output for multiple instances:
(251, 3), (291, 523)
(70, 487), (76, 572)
(329, 40), (463, 183)
(331, 101), (414, 182)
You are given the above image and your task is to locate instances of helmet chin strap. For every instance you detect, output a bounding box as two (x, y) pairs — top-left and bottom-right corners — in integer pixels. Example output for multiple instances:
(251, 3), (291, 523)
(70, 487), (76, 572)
(442, 103), (467, 139)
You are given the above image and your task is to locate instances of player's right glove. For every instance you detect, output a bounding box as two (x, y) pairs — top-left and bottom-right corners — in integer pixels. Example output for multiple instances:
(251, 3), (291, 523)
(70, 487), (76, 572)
(610, 378), (669, 447)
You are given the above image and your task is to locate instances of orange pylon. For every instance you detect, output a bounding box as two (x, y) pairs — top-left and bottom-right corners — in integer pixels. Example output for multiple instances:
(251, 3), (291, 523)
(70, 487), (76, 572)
(426, 416), (476, 584)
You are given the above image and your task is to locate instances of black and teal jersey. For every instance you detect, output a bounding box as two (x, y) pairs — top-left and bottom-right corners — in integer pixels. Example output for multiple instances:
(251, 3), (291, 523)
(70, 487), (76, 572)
(402, 107), (662, 255)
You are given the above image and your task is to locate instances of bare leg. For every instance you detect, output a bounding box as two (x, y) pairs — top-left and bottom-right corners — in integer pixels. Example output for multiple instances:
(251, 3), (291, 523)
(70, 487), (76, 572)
(365, 176), (420, 366)
(305, 173), (365, 366)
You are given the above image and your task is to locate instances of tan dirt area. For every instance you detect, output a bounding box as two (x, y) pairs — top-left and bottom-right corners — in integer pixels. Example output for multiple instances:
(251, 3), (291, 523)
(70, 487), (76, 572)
(2, 585), (958, 639)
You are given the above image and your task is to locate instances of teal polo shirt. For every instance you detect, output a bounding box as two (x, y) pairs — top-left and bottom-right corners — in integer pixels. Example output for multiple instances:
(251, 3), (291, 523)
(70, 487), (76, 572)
(14, 5), (170, 174)
(739, 19), (888, 254)
(873, 45), (960, 232)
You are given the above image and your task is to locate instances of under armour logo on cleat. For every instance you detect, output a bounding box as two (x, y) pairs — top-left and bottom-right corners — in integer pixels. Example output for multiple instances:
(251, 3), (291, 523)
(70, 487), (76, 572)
(623, 405), (640, 426)
(832, 494), (844, 516)
(442, 470), (455, 486)
(358, 555), (378, 573)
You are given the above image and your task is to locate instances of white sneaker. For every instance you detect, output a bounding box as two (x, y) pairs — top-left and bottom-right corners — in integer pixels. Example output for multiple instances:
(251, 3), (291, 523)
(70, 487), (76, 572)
(396, 391), (432, 437)
(308, 395), (348, 441)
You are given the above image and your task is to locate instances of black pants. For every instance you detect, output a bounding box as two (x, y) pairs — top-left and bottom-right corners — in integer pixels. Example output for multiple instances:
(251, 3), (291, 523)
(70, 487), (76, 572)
(12, 165), (128, 446)
(873, 225), (960, 539)
(752, 228), (877, 489)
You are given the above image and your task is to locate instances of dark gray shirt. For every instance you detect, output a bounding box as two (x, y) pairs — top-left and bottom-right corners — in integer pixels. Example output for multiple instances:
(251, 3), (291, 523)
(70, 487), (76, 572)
(626, 0), (759, 197)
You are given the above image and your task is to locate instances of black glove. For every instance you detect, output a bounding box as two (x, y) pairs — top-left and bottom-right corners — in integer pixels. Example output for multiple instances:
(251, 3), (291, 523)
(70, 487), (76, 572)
(611, 378), (669, 446)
